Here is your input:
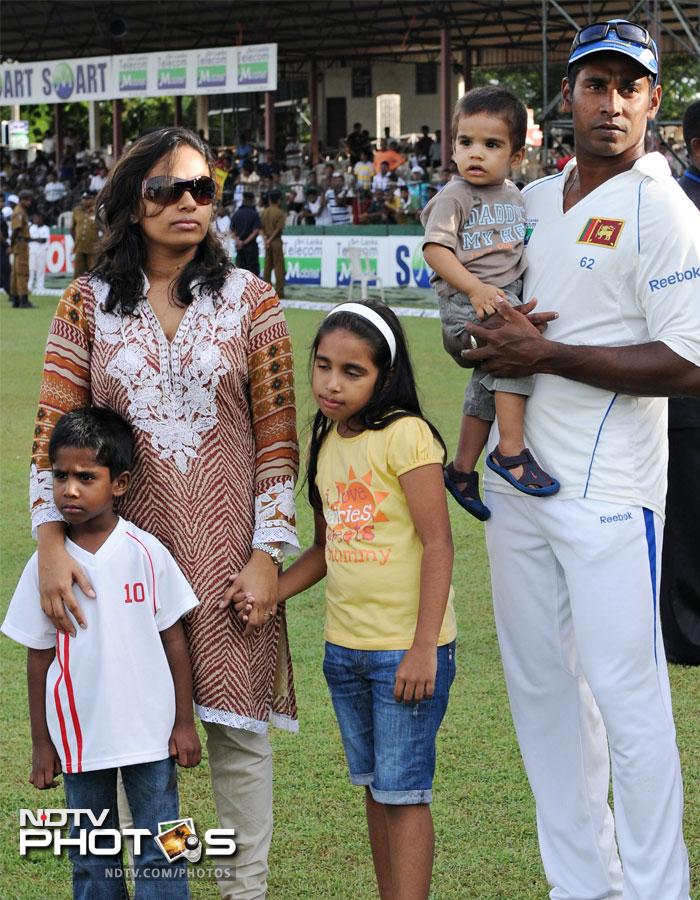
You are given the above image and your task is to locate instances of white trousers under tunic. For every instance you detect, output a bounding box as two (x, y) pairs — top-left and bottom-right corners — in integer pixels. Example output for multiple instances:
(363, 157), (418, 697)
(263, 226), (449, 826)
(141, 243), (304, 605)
(485, 492), (690, 900)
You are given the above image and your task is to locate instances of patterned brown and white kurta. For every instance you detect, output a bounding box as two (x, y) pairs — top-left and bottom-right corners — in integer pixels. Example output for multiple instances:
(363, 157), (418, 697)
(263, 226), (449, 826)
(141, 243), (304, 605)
(31, 268), (300, 732)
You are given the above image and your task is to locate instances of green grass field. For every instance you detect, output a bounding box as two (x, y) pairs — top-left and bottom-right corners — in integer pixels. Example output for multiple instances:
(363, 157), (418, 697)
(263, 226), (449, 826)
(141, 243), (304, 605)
(1, 295), (697, 899)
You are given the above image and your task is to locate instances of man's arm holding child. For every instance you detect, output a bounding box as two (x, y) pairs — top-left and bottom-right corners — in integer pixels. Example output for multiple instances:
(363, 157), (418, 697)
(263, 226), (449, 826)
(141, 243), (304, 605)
(464, 298), (700, 396)
(423, 242), (506, 319)
(28, 648), (62, 789)
(160, 622), (201, 768)
(395, 463), (453, 703)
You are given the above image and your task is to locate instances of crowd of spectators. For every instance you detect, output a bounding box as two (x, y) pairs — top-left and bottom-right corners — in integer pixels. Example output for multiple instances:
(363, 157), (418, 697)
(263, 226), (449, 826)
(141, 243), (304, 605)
(1, 123), (455, 245)
(209, 123), (455, 228)
(1, 132), (110, 229)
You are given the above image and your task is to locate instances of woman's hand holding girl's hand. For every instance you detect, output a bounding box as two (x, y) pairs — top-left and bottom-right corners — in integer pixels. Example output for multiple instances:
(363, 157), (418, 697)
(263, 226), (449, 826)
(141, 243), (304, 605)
(393, 644), (438, 703)
(221, 550), (279, 636)
(38, 531), (95, 636)
(229, 591), (276, 636)
(232, 591), (254, 622)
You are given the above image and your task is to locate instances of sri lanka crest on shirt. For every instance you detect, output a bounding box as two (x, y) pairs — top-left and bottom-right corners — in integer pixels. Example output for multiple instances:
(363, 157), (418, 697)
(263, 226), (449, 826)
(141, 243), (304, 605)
(577, 218), (625, 249)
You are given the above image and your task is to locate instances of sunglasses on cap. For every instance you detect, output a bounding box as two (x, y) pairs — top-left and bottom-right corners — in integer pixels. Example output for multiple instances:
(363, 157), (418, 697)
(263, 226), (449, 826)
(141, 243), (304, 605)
(571, 21), (656, 57)
(141, 175), (217, 206)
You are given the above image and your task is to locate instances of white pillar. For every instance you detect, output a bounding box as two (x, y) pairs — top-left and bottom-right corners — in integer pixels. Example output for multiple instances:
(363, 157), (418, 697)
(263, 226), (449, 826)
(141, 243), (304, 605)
(196, 96), (208, 138)
(88, 101), (101, 151)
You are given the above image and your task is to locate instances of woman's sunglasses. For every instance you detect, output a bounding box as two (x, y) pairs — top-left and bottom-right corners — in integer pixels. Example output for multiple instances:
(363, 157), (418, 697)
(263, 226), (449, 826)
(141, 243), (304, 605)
(571, 21), (655, 56)
(141, 175), (217, 206)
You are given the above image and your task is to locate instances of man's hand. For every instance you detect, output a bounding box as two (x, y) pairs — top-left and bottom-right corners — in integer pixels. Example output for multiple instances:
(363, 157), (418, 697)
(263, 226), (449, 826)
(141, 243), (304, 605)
(462, 298), (559, 376)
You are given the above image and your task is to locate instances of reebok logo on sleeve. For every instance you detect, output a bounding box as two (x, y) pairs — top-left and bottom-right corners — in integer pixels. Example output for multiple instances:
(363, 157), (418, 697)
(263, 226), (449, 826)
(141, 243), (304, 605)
(649, 266), (700, 292)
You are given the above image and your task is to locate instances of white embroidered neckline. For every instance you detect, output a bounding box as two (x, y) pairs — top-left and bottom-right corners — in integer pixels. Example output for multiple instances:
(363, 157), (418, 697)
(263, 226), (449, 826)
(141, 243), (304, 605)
(92, 274), (248, 474)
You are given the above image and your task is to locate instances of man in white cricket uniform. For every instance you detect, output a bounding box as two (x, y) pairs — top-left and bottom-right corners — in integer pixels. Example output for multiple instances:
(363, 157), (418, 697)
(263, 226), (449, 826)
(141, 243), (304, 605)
(464, 20), (700, 900)
(28, 213), (50, 295)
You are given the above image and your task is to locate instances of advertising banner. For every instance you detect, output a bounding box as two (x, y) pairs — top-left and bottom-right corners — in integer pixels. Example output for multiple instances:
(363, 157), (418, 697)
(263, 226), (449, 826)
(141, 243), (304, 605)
(286, 234), (428, 290)
(46, 233), (74, 275)
(8, 120), (29, 150)
(283, 235), (323, 286)
(235, 44), (277, 91)
(43, 231), (427, 286)
(0, 44), (277, 105)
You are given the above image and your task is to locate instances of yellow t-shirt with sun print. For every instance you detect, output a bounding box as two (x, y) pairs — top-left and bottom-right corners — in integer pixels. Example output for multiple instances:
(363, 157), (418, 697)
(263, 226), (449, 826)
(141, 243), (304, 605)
(316, 416), (457, 651)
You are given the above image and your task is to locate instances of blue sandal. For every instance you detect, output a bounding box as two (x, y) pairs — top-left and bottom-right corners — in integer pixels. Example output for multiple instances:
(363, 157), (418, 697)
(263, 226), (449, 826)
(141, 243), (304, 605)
(486, 447), (560, 496)
(444, 462), (491, 520)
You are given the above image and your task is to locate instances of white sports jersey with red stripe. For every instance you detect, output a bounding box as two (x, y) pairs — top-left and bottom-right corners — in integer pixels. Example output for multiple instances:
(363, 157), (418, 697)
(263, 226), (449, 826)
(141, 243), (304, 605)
(2, 518), (198, 773)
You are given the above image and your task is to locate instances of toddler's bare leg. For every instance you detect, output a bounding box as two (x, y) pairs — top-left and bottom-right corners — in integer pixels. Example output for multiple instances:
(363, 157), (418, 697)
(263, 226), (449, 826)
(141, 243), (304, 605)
(454, 414), (492, 474)
(495, 391), (527, 480)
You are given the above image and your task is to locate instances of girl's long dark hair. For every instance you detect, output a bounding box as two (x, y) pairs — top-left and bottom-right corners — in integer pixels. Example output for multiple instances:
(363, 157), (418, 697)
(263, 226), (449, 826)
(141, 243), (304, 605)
(307, 301), (446, 511)
(92, 127), (231, 314)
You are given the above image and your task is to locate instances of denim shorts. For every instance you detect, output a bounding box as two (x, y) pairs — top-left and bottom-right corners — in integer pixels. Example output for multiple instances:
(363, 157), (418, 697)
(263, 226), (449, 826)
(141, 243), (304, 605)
(323, 641), (456, 805)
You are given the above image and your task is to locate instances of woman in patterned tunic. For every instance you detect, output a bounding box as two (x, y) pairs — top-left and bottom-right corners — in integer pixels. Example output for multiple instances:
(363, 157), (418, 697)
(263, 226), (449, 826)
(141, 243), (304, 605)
(31, 128), (299, 899)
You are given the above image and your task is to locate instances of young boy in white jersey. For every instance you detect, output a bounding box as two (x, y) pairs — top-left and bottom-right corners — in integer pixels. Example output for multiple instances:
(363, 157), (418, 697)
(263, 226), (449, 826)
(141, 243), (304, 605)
(421, 87), (559, 520)
(2, 407), (200, 899)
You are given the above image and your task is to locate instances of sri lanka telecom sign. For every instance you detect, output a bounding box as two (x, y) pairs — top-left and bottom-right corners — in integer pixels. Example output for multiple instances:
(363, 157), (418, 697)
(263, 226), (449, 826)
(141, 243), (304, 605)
(0, 45), (277, 104)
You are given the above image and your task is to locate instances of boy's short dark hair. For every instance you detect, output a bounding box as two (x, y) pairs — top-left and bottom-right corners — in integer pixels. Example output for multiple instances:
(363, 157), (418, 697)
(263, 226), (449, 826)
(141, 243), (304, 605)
(682, 100), (700, 154)
(49, 407), (134, 478)
(451, 86), (527, 152)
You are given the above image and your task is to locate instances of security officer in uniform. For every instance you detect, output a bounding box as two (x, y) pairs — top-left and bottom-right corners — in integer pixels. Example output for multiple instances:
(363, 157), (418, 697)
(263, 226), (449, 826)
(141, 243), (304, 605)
(71, 190), (101, 277)
(9, 190), (35, 308)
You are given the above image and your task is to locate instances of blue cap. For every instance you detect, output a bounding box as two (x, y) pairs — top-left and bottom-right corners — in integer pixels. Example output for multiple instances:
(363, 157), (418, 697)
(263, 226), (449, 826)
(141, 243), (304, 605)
(568, 20), (659, 83)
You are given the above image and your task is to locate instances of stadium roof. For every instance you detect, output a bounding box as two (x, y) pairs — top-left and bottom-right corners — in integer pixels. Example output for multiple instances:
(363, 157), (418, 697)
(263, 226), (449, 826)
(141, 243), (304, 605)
(2, 0), (699, 68)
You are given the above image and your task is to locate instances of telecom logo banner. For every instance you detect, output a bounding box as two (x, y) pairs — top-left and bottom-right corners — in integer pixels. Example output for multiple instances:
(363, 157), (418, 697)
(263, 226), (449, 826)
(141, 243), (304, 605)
(0, 44), (277, 104)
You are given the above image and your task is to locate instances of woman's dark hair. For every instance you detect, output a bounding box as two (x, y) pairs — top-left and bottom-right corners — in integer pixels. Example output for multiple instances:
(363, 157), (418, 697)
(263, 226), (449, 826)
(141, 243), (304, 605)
(92, 127), (231, 315)
(306, 301), (446, 511)
(49, 407), (134, 478)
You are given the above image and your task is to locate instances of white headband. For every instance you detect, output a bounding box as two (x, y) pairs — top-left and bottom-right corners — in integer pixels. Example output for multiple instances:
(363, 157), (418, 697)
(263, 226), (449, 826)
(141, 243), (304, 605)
(325, 302), (397, 364)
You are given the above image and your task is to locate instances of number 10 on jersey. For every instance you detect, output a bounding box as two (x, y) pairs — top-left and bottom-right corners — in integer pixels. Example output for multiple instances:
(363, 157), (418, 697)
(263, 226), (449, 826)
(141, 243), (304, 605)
(124, 582), (146, 603)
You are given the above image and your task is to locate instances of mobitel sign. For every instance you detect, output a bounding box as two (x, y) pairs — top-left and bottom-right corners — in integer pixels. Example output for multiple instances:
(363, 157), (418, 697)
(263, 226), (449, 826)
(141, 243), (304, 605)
(0, 44), (277, 105)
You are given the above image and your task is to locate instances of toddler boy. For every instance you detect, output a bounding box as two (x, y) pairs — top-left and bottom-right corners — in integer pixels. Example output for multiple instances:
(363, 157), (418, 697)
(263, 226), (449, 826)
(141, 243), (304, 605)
(421, 86), (559, 519)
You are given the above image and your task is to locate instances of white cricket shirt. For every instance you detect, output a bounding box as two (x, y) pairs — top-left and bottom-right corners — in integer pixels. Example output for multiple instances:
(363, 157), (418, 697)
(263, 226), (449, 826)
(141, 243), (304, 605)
(484, 153), (700, 517)
(2, 518), (198, 773)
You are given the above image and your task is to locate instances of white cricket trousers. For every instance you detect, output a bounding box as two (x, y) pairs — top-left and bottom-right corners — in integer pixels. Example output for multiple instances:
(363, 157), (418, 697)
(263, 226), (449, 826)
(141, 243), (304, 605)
(485, 492), (690, 900)
(28, 245), (47, 293)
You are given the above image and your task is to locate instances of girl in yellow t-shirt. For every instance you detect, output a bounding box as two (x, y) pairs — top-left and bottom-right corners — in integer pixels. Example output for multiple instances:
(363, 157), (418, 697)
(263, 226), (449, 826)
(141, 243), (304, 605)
(235, 301), (457, 900)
